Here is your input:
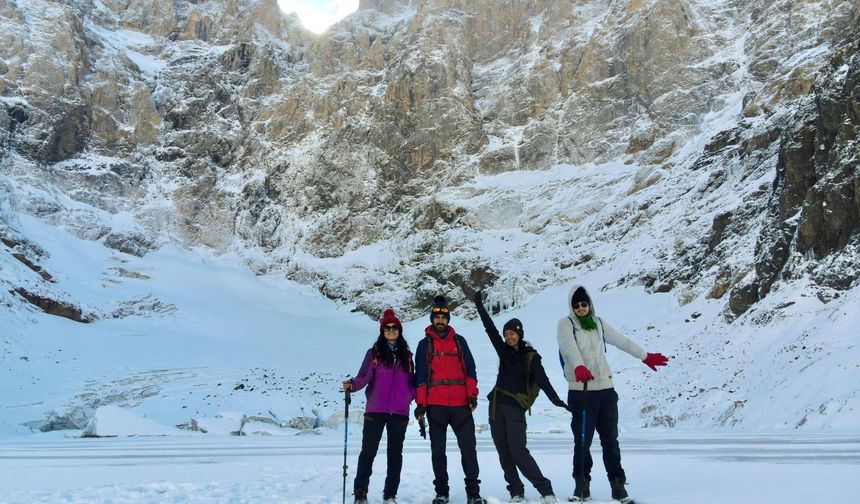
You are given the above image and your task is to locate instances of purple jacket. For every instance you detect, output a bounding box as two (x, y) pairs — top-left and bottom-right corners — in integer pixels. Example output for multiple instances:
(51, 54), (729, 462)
(351, 348), (416, 416)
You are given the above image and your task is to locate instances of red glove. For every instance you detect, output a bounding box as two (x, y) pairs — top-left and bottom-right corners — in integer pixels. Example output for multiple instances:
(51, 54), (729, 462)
(574, 365), (594, 382)
(643, 352), (669, 371)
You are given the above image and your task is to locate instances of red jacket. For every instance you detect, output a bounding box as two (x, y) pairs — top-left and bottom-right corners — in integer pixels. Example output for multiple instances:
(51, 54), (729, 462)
(415, 325), (479, 407)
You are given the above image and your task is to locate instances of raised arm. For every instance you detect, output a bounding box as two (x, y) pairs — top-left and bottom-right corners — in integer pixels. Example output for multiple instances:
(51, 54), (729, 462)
(473, 291), (505, 356)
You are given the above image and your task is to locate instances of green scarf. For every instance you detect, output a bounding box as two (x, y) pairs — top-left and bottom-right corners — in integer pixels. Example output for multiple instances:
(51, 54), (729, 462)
(576, 313), (597, 330)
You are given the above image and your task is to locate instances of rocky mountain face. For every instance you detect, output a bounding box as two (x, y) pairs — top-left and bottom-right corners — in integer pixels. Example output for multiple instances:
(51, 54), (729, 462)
(1, 0), (858, 320)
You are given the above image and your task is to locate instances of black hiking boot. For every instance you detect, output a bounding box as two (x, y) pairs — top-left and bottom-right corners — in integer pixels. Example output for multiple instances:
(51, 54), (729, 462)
(432, 495), (449, 504)
(569, 477), (590, 501)
(609, 477), (630, 502)
(354, 489), (369, 504)
(383, 493), (397, 504)
(466, 496), (487, 504)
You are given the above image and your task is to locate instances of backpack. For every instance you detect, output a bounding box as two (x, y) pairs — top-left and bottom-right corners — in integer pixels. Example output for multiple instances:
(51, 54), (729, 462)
(558, 316), (606, 371)
(424, 333), (468, 395)
(495, 350), (541, 412)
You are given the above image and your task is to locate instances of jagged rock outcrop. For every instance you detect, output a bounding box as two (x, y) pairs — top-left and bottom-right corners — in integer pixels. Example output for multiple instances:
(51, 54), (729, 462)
(1, 0), (858, 319)
(656, 30), (860, 318)
(738, 39), (860, 312)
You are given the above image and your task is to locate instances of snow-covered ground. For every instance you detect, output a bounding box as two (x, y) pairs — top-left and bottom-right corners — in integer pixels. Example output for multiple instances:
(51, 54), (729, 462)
(3, 201), (860, 502)
(1, 431), (858, 503)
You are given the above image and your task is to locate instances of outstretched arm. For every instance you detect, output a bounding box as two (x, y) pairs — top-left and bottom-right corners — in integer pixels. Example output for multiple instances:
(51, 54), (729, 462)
(531, 353), (569, 410)
(601, 320), (647, 360)
(602, 320), (668, 371)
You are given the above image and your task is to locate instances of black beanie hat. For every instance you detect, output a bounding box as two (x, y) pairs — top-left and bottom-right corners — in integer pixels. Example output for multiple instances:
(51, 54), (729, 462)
(430, 295), (450, 322)
(502, 318), (524, 338)
(571, 287), (590, 306)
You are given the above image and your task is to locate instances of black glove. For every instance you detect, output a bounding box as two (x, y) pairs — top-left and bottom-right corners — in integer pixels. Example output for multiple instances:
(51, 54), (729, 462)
(467, 396), (478, 411)
(551, 397), (570, 411)
(414, 405), (426, 419)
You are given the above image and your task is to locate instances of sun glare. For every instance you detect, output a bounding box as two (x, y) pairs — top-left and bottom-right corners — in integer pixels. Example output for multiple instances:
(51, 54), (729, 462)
(278, 0), (359, 34)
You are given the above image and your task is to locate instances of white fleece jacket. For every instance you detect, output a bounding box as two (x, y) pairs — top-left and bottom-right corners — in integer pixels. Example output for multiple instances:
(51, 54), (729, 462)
(557, 285), (647, 391)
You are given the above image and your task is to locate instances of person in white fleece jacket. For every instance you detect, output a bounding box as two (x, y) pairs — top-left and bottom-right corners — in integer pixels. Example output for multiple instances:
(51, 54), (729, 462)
(557, 285), (668, 503)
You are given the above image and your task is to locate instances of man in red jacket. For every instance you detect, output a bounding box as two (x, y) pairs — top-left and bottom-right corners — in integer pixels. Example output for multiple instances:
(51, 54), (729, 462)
(415, 295), (486, 504)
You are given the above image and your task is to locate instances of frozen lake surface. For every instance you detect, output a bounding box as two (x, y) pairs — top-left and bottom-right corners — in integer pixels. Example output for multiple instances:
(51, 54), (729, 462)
(1, 431), (857, 503)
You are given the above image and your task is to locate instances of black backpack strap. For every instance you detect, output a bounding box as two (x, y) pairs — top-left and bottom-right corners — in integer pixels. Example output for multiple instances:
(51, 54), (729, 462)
(525, 350), (535, 415)
(425, 335), (434, 398)
(567, 316), (578, 343)
(597, 317), (607, 353)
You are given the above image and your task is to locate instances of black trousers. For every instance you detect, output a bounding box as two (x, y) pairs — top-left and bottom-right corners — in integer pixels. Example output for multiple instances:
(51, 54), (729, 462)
(354, 412), (409, 495)
(568, 388), (625, 481)
(490, 402), (554, 497)
(428, 405), (481, 497)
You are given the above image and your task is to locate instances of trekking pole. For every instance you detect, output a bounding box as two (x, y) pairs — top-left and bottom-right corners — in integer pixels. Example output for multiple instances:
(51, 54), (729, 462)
(580, 379), (588, 484)
(342, 387), (351, 504)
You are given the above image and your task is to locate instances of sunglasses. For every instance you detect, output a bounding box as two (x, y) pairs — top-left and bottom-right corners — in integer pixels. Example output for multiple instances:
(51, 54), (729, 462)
(383, 325), (400, 331)
(431, 307), (449, 314)
(573, 302), (589, 309)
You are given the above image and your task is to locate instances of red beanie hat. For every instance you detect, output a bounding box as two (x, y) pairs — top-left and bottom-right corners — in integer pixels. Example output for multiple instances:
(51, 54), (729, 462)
(379, 309), (402, 334)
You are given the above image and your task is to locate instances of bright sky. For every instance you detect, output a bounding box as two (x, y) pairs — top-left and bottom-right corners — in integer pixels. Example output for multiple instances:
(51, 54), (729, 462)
(278, 0), (359, 33)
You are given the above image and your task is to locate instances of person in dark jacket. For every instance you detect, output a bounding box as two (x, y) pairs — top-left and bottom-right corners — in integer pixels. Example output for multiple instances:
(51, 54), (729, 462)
(343, 309), (416, 504)
(414, 295), (486, 504)
(473, 291), (568, 504)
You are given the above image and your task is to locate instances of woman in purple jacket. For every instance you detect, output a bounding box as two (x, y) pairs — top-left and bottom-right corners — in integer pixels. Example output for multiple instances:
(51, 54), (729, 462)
(343, 309), (416, 504)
